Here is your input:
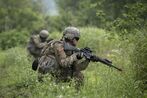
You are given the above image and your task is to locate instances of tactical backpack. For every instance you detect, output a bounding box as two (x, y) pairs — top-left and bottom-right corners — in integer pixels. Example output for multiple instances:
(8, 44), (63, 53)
(37, 40), (61, 74)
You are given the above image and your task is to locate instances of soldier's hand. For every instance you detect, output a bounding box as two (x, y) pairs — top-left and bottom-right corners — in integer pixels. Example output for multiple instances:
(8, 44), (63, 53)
(76, 52), (84, 60)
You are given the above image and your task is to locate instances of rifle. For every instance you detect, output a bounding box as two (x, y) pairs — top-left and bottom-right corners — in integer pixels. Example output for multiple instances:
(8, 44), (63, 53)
(64, 42), (122, 71)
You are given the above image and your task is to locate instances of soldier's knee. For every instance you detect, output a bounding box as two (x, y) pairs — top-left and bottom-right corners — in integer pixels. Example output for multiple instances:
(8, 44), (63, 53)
(38, 67), (47, 74)
(74, 71), (84, 78)
(73, 72), (84, 90)
(73, 72), (84, 82)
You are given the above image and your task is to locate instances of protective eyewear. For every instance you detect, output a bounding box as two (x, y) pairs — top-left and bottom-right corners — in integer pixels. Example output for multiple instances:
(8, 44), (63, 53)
(74, 37), (79, 41)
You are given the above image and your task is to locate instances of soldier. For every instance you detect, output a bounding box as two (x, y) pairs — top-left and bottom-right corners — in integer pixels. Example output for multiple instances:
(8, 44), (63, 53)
(38, 27), (90, 90)
(27, 30), (49, 59)
(27, 30), (51, 71)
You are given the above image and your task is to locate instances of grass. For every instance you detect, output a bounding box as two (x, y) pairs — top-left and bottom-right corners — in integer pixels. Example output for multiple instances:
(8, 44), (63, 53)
(0, 27), (145, 98)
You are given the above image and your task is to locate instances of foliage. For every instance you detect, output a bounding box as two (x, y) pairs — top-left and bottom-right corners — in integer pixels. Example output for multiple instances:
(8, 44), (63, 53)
(0, 0), (146, 97)
(55, 1), (147, 91)
(44, 15), (67, 32)
(0, 0), (45, 33)
(56, 0), (147, 33)
(55, 0), (100, 27)
(0, 28), (145, 98)
(0, 29), (29, 50)
(112, 1), (147, 34)
(131, 33), (147, 91)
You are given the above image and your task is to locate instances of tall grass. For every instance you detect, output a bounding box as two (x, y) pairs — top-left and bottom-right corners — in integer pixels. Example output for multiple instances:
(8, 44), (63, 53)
(131, 33), (147, 94)
(0, 27), (145, 98)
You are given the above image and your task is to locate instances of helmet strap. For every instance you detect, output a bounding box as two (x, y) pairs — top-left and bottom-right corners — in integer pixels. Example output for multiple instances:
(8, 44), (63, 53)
(40, 36), (46, 42)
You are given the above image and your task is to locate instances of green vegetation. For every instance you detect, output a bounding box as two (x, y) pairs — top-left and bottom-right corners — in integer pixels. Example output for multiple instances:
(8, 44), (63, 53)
(56, 0), (147, 32)
(131, 33), (147, 91)
(0, 29), (29, 50)
(0, 0), (147, 97)
(0, 0), (45, 32)
(0, 28), (146, 98)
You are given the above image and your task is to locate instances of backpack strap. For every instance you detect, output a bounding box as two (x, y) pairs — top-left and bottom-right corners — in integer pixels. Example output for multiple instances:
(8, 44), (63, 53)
(52, 40), (63, 66)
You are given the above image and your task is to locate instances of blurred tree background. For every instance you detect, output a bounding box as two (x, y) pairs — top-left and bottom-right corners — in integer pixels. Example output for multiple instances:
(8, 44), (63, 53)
(0, 0), (147, 97)
(0, 0), (146, 34)
(0, 0), (46, 49)
(0, 0), (45, 32)
(55, 0), (147, 33)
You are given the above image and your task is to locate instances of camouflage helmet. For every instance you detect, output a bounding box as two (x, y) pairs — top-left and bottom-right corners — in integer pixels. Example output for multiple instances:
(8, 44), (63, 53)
(63, 27), (80, 40)
(39, 30), (49, 38)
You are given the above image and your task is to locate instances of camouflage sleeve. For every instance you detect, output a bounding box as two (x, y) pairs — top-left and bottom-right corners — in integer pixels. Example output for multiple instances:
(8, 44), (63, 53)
(74, 59), (90, 71)
(54, 42), (78, 67)
(32, 36), (47, 48)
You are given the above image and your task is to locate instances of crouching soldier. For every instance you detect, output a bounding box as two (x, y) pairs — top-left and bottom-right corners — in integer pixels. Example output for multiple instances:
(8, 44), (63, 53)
(37, 27), (90, 90)
(27, 30), (50, 70)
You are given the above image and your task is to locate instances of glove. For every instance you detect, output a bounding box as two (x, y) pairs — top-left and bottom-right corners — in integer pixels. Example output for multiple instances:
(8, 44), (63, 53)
(76, 52), (84, 60)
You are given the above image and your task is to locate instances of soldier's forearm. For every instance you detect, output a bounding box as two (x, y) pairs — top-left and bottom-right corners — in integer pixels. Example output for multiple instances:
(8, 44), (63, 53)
(60, 54), (78, 67)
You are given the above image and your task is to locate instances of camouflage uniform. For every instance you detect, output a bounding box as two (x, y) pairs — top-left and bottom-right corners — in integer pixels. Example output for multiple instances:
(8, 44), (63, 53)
(38, 40), (89, 88)
(38, 27), (90, 89)
(27, 30), (49, 59)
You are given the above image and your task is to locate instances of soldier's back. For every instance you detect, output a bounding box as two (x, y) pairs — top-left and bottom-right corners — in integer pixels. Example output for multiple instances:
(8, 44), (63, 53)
(38, 40), (63, 74)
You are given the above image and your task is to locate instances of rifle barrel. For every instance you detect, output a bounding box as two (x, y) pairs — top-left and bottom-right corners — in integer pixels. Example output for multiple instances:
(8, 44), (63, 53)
(110, 64), (122, 71)
(95, 57), (122, 71)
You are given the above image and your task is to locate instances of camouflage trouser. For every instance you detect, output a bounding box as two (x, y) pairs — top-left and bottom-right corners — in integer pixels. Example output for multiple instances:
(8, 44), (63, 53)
(38, 69), (84, 90)
(54, 68), (84, 90)
(37, 57), (85, 90)
(37, 55), (58, 82)
(73, 71), (84, 90)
